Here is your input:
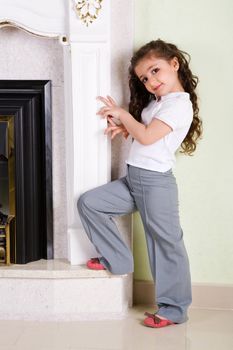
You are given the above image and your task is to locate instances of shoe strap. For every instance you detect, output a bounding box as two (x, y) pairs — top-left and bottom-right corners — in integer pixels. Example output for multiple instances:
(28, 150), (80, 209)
(144, 312), (161, 324)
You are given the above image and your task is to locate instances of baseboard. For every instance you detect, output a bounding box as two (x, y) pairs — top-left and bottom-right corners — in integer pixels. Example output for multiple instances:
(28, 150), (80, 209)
(191, 283), (233, 309)
(133, 280), (233, 310)
(133, 280), (156, 306)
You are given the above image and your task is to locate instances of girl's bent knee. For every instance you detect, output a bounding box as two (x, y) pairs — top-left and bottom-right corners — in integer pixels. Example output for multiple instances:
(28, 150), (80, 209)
(77, 190), (96, 213)
(77, 192), (89, 213)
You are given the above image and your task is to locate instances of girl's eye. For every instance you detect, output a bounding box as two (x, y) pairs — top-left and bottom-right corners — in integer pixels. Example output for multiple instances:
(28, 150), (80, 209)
(152, 68), (159, 74)
(141, 77), (147, 84)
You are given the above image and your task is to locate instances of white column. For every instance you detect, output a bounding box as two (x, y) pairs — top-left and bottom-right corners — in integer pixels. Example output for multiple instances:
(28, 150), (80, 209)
(64, 1), (111, 264)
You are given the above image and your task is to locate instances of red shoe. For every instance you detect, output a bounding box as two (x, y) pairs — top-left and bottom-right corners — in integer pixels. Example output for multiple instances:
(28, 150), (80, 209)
(86, 257), (106, 270)
(143, 312), (175, 328)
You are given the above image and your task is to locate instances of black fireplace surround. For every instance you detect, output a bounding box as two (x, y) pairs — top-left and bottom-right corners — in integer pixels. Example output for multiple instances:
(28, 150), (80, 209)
(0, 80), (53, 263)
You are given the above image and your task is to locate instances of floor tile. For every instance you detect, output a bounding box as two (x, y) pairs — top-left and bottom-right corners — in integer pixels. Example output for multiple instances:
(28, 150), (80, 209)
(11, 322), (61, 350)
(0, 306), (232, 350)
(0, 320), (26, 346)
(186, 308), (233, 350)
(56, 305), (186, 350)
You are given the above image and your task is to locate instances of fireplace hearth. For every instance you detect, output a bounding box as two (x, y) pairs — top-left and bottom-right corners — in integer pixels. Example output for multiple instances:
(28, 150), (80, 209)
(0, 80), (53, 264)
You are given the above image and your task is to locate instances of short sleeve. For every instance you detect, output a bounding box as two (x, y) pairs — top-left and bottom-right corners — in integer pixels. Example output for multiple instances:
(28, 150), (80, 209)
(152, 99), (193, 131)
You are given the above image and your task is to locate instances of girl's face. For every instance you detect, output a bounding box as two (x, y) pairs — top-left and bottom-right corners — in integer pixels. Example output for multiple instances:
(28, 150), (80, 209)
(134, 54), (184, 98)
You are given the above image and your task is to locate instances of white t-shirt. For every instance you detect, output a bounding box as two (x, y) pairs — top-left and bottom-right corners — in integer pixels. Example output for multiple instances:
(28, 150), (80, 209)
(126, 92), (193, 172)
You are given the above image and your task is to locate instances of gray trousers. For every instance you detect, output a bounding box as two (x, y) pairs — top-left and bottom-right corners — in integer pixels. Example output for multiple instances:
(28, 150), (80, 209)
(77, 165), (192, 323)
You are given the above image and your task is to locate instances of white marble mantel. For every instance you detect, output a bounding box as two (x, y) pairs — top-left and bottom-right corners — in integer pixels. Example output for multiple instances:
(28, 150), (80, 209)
(0, 0), (130, 265)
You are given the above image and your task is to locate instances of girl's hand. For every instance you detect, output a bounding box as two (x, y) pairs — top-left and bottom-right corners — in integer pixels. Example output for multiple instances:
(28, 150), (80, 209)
(105, 117), (129, 140)
(96, 95), (126, 121)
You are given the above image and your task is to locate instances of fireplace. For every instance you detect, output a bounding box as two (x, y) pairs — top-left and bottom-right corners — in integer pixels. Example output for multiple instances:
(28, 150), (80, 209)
(0, 80), (53, 264)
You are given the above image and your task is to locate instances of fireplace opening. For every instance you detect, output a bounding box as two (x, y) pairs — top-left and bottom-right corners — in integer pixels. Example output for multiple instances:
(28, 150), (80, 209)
(0, 80), (53, 264)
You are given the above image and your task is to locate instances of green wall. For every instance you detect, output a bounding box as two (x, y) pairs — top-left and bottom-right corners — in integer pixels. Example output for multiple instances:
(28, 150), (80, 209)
(133, 0), (233, 284)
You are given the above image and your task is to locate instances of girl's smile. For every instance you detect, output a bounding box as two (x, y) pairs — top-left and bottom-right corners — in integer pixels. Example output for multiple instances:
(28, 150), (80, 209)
(154, 83), (163, 91)
(135, 55), (184, 97)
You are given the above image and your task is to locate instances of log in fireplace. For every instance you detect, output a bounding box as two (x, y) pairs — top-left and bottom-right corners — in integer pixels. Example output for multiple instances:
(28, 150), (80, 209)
(0, 80), (53, 264)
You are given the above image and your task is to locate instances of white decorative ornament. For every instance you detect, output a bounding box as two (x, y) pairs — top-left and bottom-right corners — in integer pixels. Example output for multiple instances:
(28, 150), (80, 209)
(74, 0), (103, 26)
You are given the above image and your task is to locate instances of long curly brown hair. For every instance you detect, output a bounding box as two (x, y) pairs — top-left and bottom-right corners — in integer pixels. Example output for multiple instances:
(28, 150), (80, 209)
(129, 39), (203, 155)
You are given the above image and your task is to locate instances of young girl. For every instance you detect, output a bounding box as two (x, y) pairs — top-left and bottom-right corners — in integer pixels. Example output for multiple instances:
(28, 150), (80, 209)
(77, 39), (202, 328)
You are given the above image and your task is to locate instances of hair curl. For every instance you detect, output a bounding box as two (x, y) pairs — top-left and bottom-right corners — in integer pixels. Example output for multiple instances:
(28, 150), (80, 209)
(128, 39), (203, 155)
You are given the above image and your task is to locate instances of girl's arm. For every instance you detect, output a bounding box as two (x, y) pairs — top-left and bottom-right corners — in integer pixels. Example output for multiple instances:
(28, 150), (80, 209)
(97, 96), (172, 145)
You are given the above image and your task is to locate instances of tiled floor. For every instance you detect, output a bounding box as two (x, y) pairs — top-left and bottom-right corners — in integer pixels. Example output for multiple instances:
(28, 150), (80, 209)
(0, 305), (232, 350)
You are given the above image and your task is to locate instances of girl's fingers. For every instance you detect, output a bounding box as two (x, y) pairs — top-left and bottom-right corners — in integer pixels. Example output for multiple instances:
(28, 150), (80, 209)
(111, 129), (122, 139)
(103, 118), (127, 138)
(97, 106), (111, 118)
(97, 96), (113, 107)
(108, 117), (123, 127)
(96, 96), (109, 106)
(107, 116), (115, 124)
(104, 126), (118, 134)
(97, 95), (117, 108)
(106, 95), (116, 106)
(97, 106), (110, 113)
